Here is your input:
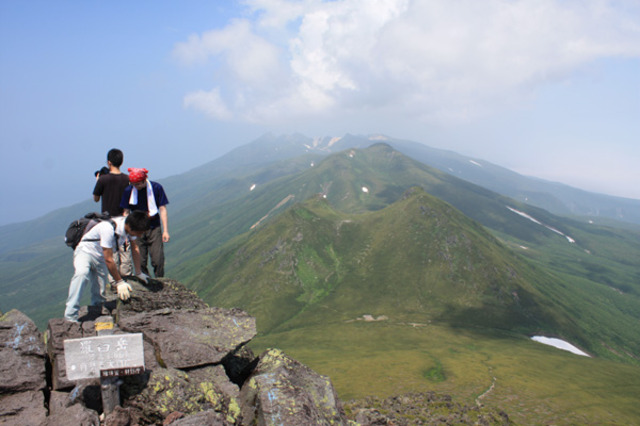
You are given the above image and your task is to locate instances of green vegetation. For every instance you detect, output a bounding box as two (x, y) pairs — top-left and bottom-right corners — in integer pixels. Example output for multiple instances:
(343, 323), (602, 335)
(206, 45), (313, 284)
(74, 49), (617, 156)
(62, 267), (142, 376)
(248, 322), (640, 425)
(1, 142), (639, 423)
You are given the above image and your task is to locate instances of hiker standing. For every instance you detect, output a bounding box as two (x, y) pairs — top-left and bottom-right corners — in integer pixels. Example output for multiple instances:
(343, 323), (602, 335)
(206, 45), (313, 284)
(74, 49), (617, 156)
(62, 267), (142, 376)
(93, 149), (130, 216)
(64, 211), (150, 322)
(120, 168), (170, 278)
(92, 148), (133, 275)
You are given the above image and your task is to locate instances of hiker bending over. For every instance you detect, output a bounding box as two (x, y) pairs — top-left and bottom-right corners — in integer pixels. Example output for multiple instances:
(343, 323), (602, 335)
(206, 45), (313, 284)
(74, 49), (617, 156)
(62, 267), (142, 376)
(64, 211), (150, 322)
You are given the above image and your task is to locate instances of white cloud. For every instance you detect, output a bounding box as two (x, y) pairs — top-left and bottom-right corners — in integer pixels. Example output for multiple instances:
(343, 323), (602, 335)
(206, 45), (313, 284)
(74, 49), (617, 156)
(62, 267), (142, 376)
(173, 19), (282, 87)
(183, 88), (232, 120)
(175, 0), (640, 124)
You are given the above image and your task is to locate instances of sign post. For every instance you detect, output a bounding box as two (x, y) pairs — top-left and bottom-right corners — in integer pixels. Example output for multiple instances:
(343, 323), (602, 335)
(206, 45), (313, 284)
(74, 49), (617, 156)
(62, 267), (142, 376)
(63, 316), (145, 414)
(96, 316), (118, 414)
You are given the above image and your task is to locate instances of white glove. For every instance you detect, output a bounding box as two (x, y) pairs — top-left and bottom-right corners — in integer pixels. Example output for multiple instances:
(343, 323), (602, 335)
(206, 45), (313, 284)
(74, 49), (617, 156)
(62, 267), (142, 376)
(116, 280), (132, 301)
(136, 272), (150, 283)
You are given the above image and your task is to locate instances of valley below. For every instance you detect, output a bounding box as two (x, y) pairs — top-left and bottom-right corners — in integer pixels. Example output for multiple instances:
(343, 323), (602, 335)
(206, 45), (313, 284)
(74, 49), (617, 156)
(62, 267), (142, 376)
(249, 321), (640, 424)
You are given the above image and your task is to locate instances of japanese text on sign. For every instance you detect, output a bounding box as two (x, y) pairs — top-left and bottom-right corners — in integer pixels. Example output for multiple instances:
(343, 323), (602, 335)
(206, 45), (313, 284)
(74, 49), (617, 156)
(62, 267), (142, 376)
(63, 333), (145, 381)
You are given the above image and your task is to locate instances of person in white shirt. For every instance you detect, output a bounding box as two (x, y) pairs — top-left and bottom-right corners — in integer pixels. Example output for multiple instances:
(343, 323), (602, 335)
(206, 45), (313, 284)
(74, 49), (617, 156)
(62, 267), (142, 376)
(64, 210), (150, 322)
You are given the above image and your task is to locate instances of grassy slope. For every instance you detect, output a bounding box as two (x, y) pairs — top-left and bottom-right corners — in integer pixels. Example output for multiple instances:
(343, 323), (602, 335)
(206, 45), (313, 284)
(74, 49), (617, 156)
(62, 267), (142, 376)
(248, 322), (640, 425)
(181, 157), (640, 423)
(183, 147), (639, 361)
(0, 237), (72, 322)
(188, 187), (638, 355)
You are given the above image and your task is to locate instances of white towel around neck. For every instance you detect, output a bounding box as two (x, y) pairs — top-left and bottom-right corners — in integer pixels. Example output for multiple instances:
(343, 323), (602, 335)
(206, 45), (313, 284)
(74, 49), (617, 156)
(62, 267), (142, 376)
(129, 180), (158, 216)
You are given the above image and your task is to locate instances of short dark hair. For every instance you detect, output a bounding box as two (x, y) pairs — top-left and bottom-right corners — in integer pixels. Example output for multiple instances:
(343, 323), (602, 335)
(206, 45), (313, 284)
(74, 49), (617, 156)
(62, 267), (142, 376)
(107, 149), (124, 168)
(125, 211), (150, 232)
(95, 166), (109, 177)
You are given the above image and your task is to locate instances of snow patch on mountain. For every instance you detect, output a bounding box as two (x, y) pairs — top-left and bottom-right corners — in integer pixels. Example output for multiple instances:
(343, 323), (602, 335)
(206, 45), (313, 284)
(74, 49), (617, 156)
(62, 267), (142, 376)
(506, 206), (576, 243)
(531, 336), (590, 357)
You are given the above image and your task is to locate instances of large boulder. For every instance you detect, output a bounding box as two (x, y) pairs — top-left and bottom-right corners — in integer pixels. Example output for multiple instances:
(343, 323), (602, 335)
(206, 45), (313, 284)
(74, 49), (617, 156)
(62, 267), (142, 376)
(240, 348), (347, 426)
(0, 310), (46, 394)
(118, 307), (256, 369)
(124, 365), (241, 425)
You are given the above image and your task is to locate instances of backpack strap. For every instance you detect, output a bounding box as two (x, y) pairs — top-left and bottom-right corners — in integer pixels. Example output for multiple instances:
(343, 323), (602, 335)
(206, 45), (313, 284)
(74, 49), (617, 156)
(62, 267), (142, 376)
(109, 219), (120, 253)
(80, 219), (120, 252)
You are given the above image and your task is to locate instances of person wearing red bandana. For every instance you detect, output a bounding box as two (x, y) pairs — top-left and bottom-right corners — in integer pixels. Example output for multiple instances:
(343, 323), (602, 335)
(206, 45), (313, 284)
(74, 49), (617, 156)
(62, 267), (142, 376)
(120, 168), (170, 278)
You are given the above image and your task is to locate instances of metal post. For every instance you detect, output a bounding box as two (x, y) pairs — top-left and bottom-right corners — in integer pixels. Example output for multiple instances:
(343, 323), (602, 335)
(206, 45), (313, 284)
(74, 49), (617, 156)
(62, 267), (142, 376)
(95, 315), (120, 414)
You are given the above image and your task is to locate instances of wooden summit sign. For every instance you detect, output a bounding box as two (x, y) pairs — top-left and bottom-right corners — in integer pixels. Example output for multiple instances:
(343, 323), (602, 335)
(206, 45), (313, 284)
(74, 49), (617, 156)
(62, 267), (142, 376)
(63, 333), (145, 381)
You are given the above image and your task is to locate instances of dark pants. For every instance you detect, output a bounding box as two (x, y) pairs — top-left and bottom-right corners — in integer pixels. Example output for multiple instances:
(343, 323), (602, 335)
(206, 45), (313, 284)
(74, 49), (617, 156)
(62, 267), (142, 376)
(138, 227), (164, 277)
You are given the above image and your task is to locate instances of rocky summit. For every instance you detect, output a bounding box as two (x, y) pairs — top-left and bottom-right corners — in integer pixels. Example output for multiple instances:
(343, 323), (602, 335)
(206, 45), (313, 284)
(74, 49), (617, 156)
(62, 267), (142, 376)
(0, 278), (347, 425)
(0, 277), (510, 425)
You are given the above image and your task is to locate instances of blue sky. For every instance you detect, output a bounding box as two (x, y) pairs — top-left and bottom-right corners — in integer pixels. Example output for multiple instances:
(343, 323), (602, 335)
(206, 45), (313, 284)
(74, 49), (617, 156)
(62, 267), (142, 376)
(1, 0), (639, 226)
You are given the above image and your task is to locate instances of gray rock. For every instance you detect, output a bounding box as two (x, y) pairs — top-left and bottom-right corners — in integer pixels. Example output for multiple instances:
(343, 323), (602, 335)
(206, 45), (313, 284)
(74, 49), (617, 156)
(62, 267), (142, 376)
(102, 405), (141, 426)
(0, 391), (47, 425)
(170, 410), (230, 425)
(115, 278), (208, 322)
(240, 348), (346, 426)
(0, 310), (46, 394)
(125, 365), (242, 425)
(48, 389), (104, 424)
(43, 402), (100, 426)
(118, 307), (256, 369)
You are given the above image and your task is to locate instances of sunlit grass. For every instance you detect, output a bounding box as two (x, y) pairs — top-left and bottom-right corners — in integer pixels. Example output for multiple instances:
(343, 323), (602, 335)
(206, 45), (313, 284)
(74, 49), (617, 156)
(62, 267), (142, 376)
(249, 321), (640, 425)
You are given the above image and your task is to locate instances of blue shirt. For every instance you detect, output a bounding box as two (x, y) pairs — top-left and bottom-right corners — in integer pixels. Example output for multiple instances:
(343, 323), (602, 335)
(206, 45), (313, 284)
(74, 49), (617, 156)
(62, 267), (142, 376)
(120, 181), (169, 229)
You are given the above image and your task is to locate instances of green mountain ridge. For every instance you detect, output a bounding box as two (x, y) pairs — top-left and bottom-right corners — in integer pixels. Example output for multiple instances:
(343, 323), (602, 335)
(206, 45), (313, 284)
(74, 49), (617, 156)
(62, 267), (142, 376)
(190, 186), (576, 339)
(2, 143), (639, 364)
(165, 144), (638, 366)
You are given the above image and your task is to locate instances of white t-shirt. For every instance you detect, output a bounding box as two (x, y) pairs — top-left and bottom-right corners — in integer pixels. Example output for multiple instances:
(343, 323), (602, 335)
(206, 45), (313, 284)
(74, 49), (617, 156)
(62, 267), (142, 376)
(76, 216), (134, 258)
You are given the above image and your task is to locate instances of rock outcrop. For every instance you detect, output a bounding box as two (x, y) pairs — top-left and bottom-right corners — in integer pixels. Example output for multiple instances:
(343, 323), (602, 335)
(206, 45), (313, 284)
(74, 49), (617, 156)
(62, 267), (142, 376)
(240, 348), (345, 426)
(0, 310), (48, 425)
(1, 278), (348, 425)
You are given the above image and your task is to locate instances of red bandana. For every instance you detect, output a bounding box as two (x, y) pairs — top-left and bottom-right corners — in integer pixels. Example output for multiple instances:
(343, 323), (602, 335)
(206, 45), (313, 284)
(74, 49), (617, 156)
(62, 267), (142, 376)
(128, 168), (148, 183)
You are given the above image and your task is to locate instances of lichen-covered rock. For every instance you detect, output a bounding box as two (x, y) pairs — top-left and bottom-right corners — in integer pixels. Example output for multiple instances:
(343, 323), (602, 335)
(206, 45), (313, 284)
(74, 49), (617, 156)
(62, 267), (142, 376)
(118, 307), (256, 369)
(116, 278), (208, 321)
(0, 310), (46, 394)
(239, 348), (346, 426)
(170, 409), (230, 425)
(125, 365), (241, 425)
(0, 391), (47, 425)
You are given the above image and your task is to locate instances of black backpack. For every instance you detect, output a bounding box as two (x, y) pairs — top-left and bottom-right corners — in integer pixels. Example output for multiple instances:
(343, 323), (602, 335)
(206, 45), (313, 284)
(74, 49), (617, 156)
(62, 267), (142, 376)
(65, 212), (117, 250)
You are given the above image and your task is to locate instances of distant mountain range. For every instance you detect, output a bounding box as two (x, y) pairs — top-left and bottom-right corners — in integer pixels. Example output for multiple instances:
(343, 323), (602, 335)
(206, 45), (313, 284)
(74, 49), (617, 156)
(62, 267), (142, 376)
(2, 134), (639, 423)
(183, 132), (640, 225)
(1, 134), (638, 333)
(165, 142), (639, 360)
